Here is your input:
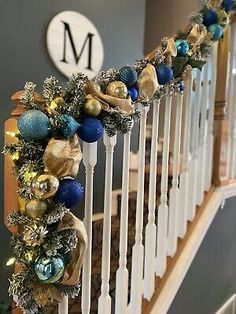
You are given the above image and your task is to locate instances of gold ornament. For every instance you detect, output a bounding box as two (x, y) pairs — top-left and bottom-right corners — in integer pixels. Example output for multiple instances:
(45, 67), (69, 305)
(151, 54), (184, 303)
(163, 38), (177, 57)
(137, 64), (159, 102)
(43, 135), (82, 178)
(84, 96), (102, 117)
(25, 251), (37, 263)
(18, 197), (27, 213)
(106, 81), (128, 99)
(25, 199), (48, 219)
(218, 10), (229, 26)
(32, 174), (59, 199)
(181, 64), (193, 80)
(49, 97), (65, 114)
(23, 222), (48, 247)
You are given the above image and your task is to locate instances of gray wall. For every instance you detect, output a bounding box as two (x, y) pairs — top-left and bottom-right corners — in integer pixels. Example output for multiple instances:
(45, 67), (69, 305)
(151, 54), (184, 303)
(0, 0), (145, 301)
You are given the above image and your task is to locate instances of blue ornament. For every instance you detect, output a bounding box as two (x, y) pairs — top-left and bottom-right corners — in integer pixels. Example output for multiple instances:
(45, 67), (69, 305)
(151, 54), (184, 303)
(208, 24), (224, 41)
(203, 9), (218, 27)
(175, 39), (189, 57)
(179, 81), (185, 92)
(60, 114), (80, 138)
(35, 255), (65, 283)
(222, 0), (235, 11)
(156, 64), (174, 85)
(53, 179), (84, 208)
(18, 110), (51, 141)
(77, 117), (104, 143)
(128, 87), (139, 102)
(119, 66), (138, 87)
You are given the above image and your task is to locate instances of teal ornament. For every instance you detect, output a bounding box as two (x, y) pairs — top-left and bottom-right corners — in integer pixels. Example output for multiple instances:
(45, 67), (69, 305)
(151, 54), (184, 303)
(18, 110), (51, 141)
(208, 24), (224, 41)
(203, 9), (217, 27)
(175, 39), (189, 57)
(222, 0), (236, 12)
(60, 114), (80, 138)
(156, 64), (174, 85)
(35, 255), (65, 283)
(128, 86), (139, 102)
(119, 66), (138, 87)
(77, 117), (104, 143)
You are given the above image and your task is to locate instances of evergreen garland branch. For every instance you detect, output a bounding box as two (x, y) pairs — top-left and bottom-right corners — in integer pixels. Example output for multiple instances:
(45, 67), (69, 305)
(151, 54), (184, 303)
(43, 204), (69, 225)
(43, 77), (62, 102)
(21, 82), (39, 110)
(8, 211), (32, 227)
(55, 283), (80, 298)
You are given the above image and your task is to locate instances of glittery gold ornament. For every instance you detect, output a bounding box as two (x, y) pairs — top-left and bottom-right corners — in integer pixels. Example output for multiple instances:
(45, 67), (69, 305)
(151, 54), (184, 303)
(217, 10), (229, 26)
(23, 222), (48, 247)
(49, 97), (65, 114)
(84, 96), (102, 117)
(32, 174), (59, 199)
(43, 135), (82, 178)
(181, 64), (193, 80)
(106, 81), (128, 99)
(25, 199), (48, 219)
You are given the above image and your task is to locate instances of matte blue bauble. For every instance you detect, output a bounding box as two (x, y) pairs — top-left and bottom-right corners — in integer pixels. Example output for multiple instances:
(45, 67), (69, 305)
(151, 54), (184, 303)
(77, 117), (104, 143)
(35, 255), (65, 283)
(208, 24), (224, 41)
(119, 66), (138, 87)
(156, 64), (174, 85)
(18, 110), (51, 141)
(128, 87), (139, 102)
(60, 114), (80, 138)
(222, 0), (235, 11)
(203, 9), (218, 27)
(53, 179), (84, 208)
(175, 39), (189, 57)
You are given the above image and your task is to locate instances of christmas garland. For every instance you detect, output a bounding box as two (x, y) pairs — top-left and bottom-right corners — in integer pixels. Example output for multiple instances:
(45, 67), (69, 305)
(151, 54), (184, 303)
(3, 0), (236, 313)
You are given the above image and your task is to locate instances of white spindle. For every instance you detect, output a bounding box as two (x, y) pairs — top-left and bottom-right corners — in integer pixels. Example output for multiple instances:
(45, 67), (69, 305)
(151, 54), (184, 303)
(178, 78), (192, 238)
(81, 142), (98, 314)
(58, 296), (68, 314)
(156, 96), (172, 277)
(230, 74), (236, 179)
(188, 70), (201, 221)
(130, 105), (149, 314)
(144, 100), (160, 300)
(167, 94), (183, 256)
(115, 130), (132, 314)
(98, 134), (117, 314)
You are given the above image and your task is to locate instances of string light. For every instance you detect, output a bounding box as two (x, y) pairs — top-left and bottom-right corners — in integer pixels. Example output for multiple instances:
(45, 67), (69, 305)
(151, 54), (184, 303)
(12, 151), (20, 161)
(6, 257), (16, 266)
(6, 131), (17, 138)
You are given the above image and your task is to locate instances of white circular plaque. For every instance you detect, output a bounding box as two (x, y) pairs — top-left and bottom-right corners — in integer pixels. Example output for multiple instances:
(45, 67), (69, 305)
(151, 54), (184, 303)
(46, 11), (104, 79)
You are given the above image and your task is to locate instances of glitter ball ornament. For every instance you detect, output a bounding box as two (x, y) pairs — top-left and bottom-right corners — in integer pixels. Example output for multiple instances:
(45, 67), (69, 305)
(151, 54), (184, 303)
(175, 39), (190, 56)
(119, 66), (138, 87)
(106, 81), (128, 99)
(25, 199), (48, 219)
(17, 110), (51, 141)
(53, 179), (84, 208)
(25, 251), (37, 263)
(84, 97), (102, 117)
(203, 9), (218, 27)
(32, 174), (59, 200)
(23, 223), (48, 247)
(222, 0), (235, 12)
(77, 117), (104, 143)
(128, 87), (139, 102)
(35, 255), (65, 283)
(49, 97), (66, 113)
(156, 64), (174, 85)
(208, 23), (224, 41)
(60, 114), (80, 138)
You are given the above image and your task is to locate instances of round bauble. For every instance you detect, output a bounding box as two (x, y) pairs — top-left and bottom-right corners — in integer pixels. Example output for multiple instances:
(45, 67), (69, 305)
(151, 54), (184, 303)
(128, 87), (139, 102)
(203, 9), (218, 27)
(222, 0), (235, 12)
(77, 117), (104, 143)
(53, 179), (84, 208)
(24, 251), (37, 263)
(35, 255), (65, 283)
(106, 81), (128, 99)
(50, 97), (66, 111)
(119, 66), (138, 87)
(25, 199), (48, 219)
(32, 174), (59, 199)
(175, 39), (190, 57)
(156, 64), (174, 85)
(17, 110), (51, 141)
(208, 23), (224, 41)
(84, 97), (102, 117)
(60, 114), (80, 138)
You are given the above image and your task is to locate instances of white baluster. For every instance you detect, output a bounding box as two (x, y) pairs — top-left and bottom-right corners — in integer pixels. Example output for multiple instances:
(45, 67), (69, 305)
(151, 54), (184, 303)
(81, 142), (97, 314)
(188, 70), (201, 221)
(230, 74), (236, 179)
(130, 105), (149, 314)
(98, 134), (117, 314)
(156, 96), (172, 277)
(144, 100), (160, 300)
(178, 78), (192, 238)
(167, 94), (183, 256)
(58, 297), (68, 314)
(115, 129), (132, 314)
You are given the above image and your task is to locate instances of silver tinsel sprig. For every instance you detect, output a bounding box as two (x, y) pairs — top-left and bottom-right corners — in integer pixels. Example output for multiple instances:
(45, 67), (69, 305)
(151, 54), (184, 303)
(134, 59), (149, 74)
(154, 82), (176, 99)
(43, 77), (62, 102)
(43, 232), (64, 257)
(17, 186), (34, 200)
(21, 82), (38, 110)
(55, 283), (80, 298)
(94, 68), (119, 91)
(9, 269), (34, 296)
(8, 211), (32, 227)
(59, 229), (78, 253)
(11, 235), (28, 262)
(43, 204), (69, 225)
(189, 12), (204, 25)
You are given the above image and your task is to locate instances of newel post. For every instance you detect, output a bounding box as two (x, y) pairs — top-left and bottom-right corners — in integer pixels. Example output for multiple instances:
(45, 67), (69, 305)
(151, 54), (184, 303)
(212, 27), (230, 186)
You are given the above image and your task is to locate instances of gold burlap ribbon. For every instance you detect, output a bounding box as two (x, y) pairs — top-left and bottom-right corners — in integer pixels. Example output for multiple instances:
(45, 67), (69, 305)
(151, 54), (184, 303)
(137, 64), (159, 102)
(43, 134), (82, 178)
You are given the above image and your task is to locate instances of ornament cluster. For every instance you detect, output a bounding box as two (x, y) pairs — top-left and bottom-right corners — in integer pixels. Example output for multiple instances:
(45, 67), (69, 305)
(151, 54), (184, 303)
(3, 0), (236, 313)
